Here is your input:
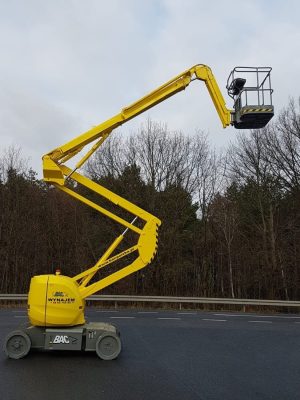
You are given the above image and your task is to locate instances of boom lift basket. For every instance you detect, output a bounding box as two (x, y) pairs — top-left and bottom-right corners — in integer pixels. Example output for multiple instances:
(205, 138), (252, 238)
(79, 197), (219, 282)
(227, 67), (274, 129)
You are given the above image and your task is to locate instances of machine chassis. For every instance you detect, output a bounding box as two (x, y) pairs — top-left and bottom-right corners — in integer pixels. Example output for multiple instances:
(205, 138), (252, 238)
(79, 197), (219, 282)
(4, 321), (121, 360)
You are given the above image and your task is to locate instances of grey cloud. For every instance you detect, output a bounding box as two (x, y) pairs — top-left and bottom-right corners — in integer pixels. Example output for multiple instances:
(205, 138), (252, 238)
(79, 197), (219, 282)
(0, 0), (299, 175)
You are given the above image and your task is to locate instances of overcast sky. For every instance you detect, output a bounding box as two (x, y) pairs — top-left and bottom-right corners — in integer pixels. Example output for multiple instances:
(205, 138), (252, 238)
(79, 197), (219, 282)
(1, 0), (299, 174)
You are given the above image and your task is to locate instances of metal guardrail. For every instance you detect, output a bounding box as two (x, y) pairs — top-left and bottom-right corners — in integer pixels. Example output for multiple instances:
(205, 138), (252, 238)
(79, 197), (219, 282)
(0, 294), (28, 300)
(1, 294), (300, 308)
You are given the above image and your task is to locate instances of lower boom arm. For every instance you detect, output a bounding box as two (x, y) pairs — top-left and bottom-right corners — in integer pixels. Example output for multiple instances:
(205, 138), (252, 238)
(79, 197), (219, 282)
(56, 165), (160, 298)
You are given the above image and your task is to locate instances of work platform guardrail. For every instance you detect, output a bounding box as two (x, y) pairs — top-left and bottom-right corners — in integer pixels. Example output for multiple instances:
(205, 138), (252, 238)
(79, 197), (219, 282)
(1, 294), (300, 310)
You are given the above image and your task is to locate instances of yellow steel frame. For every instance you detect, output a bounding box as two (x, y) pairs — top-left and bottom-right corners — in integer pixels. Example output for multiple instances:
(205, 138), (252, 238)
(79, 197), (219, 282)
(42, 64), (232, 298)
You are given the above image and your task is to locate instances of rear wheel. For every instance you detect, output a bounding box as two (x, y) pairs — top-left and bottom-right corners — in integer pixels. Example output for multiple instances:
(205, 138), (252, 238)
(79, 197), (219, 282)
(4, 330), (31, 359)
(95, 332), (121, 360)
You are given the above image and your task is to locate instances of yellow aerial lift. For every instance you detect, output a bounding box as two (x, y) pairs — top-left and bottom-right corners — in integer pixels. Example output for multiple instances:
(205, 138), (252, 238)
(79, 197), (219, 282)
(4, 64), (273, 359)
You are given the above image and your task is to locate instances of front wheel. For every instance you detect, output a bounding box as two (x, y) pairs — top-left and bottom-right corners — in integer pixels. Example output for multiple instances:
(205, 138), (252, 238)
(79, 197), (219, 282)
(4, 330), (31, 359)
(95, 332), (121, 360)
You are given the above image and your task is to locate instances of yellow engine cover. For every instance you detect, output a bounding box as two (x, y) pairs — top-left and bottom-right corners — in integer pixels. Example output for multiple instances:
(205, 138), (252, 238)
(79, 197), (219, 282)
(28, 274), (85, 327)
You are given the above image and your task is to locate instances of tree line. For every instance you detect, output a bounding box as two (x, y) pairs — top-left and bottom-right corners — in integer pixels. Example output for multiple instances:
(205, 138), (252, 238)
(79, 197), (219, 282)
(1, 98), (300, 299)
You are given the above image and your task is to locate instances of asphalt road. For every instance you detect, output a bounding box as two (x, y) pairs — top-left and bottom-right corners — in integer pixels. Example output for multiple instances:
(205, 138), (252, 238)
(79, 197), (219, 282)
(0, 308), (300, 400)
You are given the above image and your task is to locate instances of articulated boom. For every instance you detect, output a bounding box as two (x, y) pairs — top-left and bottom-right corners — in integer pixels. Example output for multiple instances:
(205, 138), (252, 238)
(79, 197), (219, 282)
(39, 64), (233, 316)
(37, 63), (273, 325)
(4, 63), (274, 360)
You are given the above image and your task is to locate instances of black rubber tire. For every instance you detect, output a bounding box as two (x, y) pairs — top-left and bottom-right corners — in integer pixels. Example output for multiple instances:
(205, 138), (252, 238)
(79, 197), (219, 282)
(95, 332), (121, 360)
(4, 330), (31, 359)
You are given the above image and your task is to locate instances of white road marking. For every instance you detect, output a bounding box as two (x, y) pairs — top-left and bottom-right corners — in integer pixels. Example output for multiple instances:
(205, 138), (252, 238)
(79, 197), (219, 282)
(14, 316), (27, 318)
(12, 310), (26, 313)
(110, 316), (135, 319)
(202, 319), (226, 322)
(96, 310), (119, 313)
(158, 317), (181, 320)
(214, 313), (254, 317)
(138, 311), (158, 314)
(177, 312), (197, 315)
(248, 321), (272, 324)
(248, 315), (300, 319)
(214, 313), (300, 319)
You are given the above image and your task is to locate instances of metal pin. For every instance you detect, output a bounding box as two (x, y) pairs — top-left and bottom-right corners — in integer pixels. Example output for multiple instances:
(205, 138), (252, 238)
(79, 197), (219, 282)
(122, 216), (138, 236)
(66, 168), (78, 180)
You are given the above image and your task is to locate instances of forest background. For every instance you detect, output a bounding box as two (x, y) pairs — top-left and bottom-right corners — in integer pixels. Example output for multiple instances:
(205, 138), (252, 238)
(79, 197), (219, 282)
(1, 99), (300, 301)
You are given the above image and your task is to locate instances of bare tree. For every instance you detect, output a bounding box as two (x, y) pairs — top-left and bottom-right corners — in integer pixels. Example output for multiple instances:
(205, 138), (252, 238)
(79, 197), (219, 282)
(87, 119), (211, 198)
(0, 145), (29, 183)
(86, 134), (127, 180)
(226, 129), (289, 299)
(263, 98), (300, 192)
(210, 195), (238, 298)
